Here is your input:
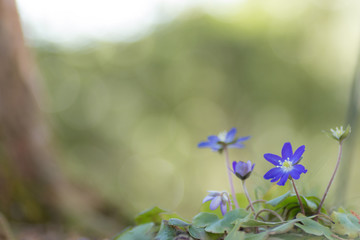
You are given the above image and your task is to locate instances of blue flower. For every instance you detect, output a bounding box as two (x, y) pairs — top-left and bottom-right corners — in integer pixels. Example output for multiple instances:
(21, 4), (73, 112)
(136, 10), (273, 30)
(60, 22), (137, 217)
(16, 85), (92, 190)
(232, 160), (255, 180)
(263, 142), (307, 186)
(202, 191), (229, 216)
(198, 128), (250, 152)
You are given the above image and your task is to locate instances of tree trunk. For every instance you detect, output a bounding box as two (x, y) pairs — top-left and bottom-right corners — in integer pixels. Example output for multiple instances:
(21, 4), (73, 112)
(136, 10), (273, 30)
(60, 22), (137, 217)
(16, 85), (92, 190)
(0, 0), (129, 234)
(0, 0), (64, 222)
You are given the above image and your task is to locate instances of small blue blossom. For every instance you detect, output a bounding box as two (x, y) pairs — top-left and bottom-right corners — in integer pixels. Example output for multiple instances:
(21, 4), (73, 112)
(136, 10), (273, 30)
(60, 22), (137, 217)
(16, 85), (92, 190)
(263, 142), (307, 186)
(198, 128), (250, 152)
(232, 160), (255, 180)
(202, 191), (229, 216)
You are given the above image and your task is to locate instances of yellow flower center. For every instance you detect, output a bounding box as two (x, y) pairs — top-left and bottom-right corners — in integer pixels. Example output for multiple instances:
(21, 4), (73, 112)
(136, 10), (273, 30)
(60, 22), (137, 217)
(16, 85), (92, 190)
(280, 158), (293, 172)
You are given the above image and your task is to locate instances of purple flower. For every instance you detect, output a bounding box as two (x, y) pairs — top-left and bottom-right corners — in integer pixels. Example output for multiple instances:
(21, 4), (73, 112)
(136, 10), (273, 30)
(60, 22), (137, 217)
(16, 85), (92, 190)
(263, 142), (307, 186)
(198, 128), (250, 152)
(232, 160), (255, 180)
(202, 191), (229, 216)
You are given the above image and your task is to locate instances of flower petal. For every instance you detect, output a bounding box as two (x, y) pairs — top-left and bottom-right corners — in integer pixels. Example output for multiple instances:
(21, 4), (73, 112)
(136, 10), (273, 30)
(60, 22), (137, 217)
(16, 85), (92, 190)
(210, 144), (222, 151)
(235, 161), (243, 173)
(292, 164), (307, 175)
(247, 160), (252, 170)
(277, 172), (290, 186)
(270, 174), (282, 183)
(289, 169), (301, 180)
(208, 135), (219, 142)
(282, 142), (293, 159)
(203, 195), (214, 203)
(264, 167), (283, 180)
(220, 203), (227, 216)
(228, 142), (245, 148)
(237, 136), (251, 142)
(207, 191), (221, 196)
(264, 153), (282, 165)
(291, 145), (305, 164)
(225, 128), (237, 142)
(209, 196), (221, 210)
(232, 161), (237, 173)
(198, 142), (211, 148)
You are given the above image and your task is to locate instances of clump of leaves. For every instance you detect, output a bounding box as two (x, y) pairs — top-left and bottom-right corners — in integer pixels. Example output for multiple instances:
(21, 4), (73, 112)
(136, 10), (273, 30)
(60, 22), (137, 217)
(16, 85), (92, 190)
(114, 205), (360, 239)
(114, 126), (359, 239)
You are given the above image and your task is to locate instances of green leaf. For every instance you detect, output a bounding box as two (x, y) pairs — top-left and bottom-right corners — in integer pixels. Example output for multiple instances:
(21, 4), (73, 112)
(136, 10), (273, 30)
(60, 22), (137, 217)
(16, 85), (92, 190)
(160, 212), (186, 221)
(115, 222), (155, 240)
(155, 221), (177, 240)
(263, 183), (291, 202)
(268, 233), (324, 239)
(267, 215), (310, 236)
(205, 209), (249, 234)
(300, 196), (318, 211)
(268, 194), (319, 218)
(227, 217), (269, 240)
(306, 196), (321, 205)
(234, 216), (282, 228)
(266, 191), (291, 207)
(286, 206), (301, 220)
(188, 225), (220, 240)
(273, 196), (299, 210)
(267, 221), (296, 235)
(135, 206), (166, 225)
(192, 212), (219, 228)
(267, 214), (315, 236)
(245, 232), (268, 240)
(224, 222), (245, 240)
(295, 214), (336, 240)
(331, 211), (360, 238)
(168, 218), (190, 227)
(306, 196), (326, 214)
(341, 124), (351, 141)
(187, 225), (203, 239)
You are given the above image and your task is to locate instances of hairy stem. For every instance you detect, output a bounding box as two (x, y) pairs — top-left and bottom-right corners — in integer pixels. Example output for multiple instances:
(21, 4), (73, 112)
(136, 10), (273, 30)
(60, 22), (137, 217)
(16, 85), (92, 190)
(246, 200), (266, 211)
(255, 209), (284, 222)
(291, 178), (305, 215)
(225, 192), (233, 211)
(223, 147), (239, 209)
(317, 142), (343, 214)
(242, 180), (255, 213)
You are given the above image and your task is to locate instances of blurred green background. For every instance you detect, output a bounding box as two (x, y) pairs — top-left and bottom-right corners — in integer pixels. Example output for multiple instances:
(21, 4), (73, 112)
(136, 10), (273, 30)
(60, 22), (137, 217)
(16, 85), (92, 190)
(23, 0), (360, 224)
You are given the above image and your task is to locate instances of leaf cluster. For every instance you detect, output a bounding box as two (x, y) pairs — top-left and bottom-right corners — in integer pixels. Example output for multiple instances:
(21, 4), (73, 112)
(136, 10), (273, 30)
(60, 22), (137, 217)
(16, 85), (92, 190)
(113, 194), (360, 240)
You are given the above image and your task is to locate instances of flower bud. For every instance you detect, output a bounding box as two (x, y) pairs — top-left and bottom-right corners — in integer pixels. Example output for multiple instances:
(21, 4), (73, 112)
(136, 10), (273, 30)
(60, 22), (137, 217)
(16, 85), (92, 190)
(232, 160), (255, 181)
(324, 125), (351, 142)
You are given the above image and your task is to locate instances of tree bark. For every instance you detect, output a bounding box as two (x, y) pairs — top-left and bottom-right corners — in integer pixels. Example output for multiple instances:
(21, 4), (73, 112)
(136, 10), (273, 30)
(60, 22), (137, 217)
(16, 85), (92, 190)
(0, 0), (129, 234)
(0, 0), (65, 222)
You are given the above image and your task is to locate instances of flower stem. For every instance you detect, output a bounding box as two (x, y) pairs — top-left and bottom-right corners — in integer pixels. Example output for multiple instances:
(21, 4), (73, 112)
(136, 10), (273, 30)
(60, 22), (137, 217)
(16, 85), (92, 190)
(291, 178), (305, 215)
(224, 192), (233, 211)
(255, 209), (284, 222)
(317, 142), (343, 214)
(242, 180), (255, 214)
(223, 147), (239, 209)
(246, 200), (266, 211)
